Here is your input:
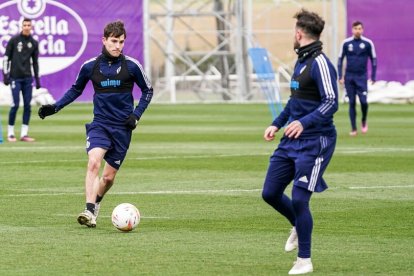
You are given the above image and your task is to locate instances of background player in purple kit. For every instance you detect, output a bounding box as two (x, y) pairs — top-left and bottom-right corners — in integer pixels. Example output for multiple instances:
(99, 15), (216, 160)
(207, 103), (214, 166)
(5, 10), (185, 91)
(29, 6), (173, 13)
(262, 9), (338, 275)
(338, 21), (377, 136)
(38, 20), (153, 228)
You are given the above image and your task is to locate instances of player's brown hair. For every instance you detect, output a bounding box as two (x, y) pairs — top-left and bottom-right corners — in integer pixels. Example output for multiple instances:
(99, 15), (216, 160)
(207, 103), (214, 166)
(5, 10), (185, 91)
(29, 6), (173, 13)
(294, 9), (325, 40)
(104, 20), (126, 39)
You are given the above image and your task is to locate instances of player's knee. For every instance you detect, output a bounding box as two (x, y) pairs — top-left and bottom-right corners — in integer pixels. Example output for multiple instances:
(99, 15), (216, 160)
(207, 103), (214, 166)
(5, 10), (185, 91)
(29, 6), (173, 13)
(262, 188), (281, 204)
(10, 105), (19, 112)
(102, 175), (115, 186)
(87, 158), (101, 172)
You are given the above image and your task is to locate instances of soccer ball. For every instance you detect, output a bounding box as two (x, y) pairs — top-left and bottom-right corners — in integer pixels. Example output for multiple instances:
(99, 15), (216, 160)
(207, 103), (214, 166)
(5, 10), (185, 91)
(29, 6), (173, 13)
(111, 203), (140, 232)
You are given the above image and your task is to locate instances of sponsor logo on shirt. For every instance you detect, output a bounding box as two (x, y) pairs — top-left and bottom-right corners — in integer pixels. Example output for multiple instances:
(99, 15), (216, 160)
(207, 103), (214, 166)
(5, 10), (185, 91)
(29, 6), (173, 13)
(290, 80), (299, 90)
(100, 79), (121, 88)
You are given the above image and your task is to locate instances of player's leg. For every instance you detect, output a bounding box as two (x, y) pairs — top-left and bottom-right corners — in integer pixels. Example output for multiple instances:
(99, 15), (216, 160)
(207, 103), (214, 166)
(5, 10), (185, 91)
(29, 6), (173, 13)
(345, 77), (357, 135)
(356, 77), (369, 133)
(7, 79), (21, 142)
(94, 162), (118, 221)
(78, 123), (111, 227)
(20, 77), (34, 141)
(289, 186), (313, 275)
(77, 147), (107, 227)
(94, 125), (131, 222)
(262, 140), (297, 251)
(289, 135), (336, 274)
(262, 147), (296, 225)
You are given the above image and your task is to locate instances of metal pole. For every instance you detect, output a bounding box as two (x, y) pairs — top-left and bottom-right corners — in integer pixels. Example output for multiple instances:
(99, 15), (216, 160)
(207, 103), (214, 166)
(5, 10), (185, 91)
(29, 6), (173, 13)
(331, 0), (339, 64)
(165, 0), (175, 103)
(235, 0), (249, 102)
(143, 0), (151, 80)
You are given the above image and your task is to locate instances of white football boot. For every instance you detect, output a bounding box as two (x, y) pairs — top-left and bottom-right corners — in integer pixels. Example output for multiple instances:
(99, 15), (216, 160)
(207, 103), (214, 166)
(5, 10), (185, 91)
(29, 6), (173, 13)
(288, 257), (313, 275)
(77, 209), (96, 228)
(285, 227), (298, 252)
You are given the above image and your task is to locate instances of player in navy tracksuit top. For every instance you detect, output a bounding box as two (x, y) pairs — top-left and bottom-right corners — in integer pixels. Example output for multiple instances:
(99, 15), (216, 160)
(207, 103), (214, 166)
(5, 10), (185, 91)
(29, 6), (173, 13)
(262, 10), (338, 275)
(338, 21), (377, 136)
(38, 21), (153, 228)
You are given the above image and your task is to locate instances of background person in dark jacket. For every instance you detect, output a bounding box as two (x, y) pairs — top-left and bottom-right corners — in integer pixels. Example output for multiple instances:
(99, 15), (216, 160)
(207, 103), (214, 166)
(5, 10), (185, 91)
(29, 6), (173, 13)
(2, 18), (41, 142)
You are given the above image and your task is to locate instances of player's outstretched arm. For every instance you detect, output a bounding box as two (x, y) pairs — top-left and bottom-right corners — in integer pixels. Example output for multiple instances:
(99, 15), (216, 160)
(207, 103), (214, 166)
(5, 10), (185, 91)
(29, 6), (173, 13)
(38, 104), (58, 119)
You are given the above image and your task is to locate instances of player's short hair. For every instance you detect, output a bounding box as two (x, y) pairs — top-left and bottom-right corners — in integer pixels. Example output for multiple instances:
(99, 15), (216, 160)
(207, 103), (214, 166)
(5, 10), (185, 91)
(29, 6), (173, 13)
(104, 20), (126, 39)
(22, 18), (31, 24)
(352, 21), (363, 28)
(294, 9), (325, 40)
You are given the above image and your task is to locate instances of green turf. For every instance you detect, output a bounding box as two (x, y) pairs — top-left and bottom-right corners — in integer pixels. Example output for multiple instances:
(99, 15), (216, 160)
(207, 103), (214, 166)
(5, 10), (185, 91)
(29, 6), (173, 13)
(0, 103), (413, 275)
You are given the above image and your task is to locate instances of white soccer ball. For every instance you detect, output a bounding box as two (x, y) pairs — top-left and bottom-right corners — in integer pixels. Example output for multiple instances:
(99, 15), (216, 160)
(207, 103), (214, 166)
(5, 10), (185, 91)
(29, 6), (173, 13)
(111, 203), (140, 232)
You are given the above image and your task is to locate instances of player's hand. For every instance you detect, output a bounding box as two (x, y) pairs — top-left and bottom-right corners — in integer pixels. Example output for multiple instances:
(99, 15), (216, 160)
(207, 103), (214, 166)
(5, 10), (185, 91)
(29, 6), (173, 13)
(38, 104), (57, 119)
(3, 74), (10, 86)
(125, 114), (139, 130)
(264, 125), (278, 141)
(284, 120), (303, 139)
(339, 78), (344, 85)
(35, 77), (41, 89)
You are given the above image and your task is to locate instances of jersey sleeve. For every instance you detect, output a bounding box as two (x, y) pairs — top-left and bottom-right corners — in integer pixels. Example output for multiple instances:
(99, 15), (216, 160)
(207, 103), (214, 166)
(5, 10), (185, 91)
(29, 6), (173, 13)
(271, 99), (291, 129)
(368, 41), (377, 81)
(299, 55), (338, 129)
(55, 61), (94, 111)
(2, 38), (13, 75)
(126, 58), (153, 119)
(31, 40), (40, 79)
(337, 41), (346, 79)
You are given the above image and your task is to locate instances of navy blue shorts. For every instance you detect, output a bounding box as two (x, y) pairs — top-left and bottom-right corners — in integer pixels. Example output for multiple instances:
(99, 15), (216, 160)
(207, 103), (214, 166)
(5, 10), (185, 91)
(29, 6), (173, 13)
(345, 74), (368, 105)
(85, 122), (132, 170)
(266, 135), (336, 192)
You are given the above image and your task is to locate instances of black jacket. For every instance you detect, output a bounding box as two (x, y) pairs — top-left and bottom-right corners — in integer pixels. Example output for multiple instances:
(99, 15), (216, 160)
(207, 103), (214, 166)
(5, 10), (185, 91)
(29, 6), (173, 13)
(3, 33), (39, 79)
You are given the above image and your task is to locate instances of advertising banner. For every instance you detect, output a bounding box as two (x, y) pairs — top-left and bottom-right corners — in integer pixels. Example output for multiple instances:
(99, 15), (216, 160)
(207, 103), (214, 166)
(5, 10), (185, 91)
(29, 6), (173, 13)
(0, 0), (143, 101)
(346, 0), (414, 83)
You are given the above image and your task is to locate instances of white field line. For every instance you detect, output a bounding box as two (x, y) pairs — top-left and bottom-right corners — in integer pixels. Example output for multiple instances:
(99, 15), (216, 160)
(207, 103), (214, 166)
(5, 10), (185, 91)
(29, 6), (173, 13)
(55, 214), (171, 219)
(3, 185), (414, 198)
(349, 185), (414, 189)
(0, 153), (265, 165)
(1, 146), (414, 165)
(2, 188), (262, 197)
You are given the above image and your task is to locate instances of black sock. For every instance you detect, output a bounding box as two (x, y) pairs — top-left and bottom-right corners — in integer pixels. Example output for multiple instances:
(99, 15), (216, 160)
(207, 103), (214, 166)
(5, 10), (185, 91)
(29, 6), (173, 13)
(86, 202), (95, 213)
(96, 195), (103, 203)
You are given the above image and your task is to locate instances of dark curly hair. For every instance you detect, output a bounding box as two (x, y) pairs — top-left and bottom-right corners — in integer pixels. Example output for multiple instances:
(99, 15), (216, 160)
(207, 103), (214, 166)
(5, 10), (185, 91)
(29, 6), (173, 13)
(294, 9), (325, 40)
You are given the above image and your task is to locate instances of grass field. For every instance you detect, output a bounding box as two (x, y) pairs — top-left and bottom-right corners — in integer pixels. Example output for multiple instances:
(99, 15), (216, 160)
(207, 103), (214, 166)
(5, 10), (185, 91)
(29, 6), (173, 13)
(0, 103), (413, 275)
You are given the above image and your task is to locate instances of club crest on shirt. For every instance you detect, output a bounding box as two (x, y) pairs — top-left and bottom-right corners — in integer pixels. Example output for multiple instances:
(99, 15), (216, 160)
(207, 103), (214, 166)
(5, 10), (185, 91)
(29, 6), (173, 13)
(359, 43), (365, 49)
(27, 42), (32, 48)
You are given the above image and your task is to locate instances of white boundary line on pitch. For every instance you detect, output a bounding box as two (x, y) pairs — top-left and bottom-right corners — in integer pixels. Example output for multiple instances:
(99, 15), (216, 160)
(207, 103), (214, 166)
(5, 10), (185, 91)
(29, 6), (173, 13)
(0, 153), (265, 165)
(1, 146), (414, 165)
(55, 214), (171, 219)
(2, 188), (262, 197)
(349, 185), (414, 189)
